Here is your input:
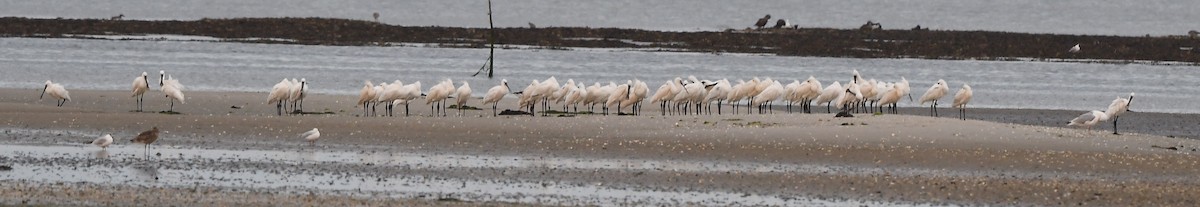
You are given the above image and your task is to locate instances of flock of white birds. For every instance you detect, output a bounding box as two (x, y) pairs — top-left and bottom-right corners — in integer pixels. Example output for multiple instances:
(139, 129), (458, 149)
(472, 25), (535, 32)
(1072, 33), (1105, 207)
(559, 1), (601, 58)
(350, 70), (976, 119)
(33, 70), (983, 119)
(38, 68), (1136, 150)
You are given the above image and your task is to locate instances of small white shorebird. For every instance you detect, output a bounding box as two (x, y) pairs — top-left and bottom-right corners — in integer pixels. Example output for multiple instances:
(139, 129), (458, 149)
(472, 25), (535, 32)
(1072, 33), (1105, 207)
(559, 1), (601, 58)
(1068, 110), (1109, 133)
(1069, 44), (1081, 53)
(1106, 93), (1134, 135)
(92, 134), (114, 150)
(952, 83), (973, 120)
(300, 128), (321, 145)
(40, 80), (71, 107)
(918, 79), (949, 117)
(132, 72), (150, 111)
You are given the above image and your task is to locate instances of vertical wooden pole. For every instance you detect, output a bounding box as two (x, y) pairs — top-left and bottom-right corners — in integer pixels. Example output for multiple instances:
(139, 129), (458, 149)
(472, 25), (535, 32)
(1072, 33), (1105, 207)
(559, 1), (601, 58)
(487, 0), (495, 78)
(474, 0), (497, 78)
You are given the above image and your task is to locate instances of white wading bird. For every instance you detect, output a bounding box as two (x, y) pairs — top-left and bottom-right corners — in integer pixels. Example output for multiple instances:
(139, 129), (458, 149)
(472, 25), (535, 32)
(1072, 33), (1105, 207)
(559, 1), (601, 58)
(394, 81), (423, 117)
(481, 79), (511, 116)
(132, 72), (150, 111)
(40, 80), (71, 107)
(267, 78), (293, 116)
(918, 79), (948, 117)
(454, 81), (472, 116)
(814, 81), (842, 113)
(159, 71), (185, 112)
(952, 83), (973, 120)
(289, 78), (308, 113)
(426, 79), (454, 117)
(1105, 93), (1134, 135)
(356, 80), (377, 116)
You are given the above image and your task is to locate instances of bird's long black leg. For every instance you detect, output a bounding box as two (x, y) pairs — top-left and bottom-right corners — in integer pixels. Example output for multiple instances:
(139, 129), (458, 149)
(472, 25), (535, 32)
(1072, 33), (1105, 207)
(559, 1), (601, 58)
(1112, 116), (1120, 135)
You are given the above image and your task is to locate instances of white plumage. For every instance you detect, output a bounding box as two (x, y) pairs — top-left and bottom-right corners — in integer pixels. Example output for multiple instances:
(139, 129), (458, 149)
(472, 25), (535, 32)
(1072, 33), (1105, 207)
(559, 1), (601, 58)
(952, 83), (973, 120)
(751, 80), (784, 113)
(391, 81), (423, 117)
(288, 78), (309, 112)
(481, 79), (511, 116)
(877, 84), (903, 113)
(1105, 93), (1134, 135)
(299, 128), (321, 145)
(132, 72), (150, 111)
(454, 81), (472, 116)
(1068, 110), (1108, 133)
(159, 71), (185, 112)
(425, 79), (454, 116)
(897, 77), (912, 102)
(40, 80), (71, 107)
(814, 81), (842, 113)
(356, 80), (377, 116)
(267, 78), (292, 115)
(92, 134), (113, 149)
(918, 79), (949, 117)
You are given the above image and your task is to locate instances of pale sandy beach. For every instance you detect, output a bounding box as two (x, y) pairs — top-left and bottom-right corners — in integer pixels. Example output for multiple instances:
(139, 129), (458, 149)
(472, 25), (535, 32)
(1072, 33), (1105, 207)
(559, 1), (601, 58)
(2, 88), (1199, 206)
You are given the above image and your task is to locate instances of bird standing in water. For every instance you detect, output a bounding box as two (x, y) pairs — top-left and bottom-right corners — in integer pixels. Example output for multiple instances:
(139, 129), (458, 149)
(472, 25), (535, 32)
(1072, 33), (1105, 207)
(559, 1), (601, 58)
(300, 128), (321, 145)
(131, 127), (161, 158)
(92, 134), (113, 150)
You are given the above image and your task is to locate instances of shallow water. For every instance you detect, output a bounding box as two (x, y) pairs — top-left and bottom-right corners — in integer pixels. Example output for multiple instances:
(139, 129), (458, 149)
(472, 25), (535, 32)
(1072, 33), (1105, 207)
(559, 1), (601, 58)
(1, 143), (935, 206)
(2, 0), (1198, 36)
(0, 37), (1196, 113)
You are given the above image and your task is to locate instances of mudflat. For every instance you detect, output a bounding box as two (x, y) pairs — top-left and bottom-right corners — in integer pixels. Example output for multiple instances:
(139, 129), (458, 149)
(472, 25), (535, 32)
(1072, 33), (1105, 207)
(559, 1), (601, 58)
(1, 88), (1197, 206)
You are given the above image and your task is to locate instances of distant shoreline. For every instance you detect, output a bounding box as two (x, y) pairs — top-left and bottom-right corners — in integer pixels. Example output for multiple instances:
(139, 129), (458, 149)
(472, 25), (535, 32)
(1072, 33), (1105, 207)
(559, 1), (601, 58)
(1, 17), (1197, 65)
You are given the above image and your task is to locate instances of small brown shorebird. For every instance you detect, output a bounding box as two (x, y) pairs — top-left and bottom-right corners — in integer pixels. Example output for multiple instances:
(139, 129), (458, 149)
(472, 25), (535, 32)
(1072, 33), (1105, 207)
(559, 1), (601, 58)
(130, 127), (160, 157)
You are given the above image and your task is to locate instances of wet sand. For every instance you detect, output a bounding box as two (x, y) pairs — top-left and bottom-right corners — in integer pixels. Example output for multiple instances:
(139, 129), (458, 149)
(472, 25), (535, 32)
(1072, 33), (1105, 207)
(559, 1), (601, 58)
(2, 88), (1199, 206)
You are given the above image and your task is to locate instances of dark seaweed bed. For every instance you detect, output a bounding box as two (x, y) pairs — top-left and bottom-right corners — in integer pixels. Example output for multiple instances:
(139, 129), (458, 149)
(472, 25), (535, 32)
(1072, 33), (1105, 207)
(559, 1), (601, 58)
(1, 17), (1198, 65)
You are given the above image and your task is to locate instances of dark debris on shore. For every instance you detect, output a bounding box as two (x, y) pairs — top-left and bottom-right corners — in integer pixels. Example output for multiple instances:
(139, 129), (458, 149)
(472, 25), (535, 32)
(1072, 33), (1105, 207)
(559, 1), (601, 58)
(1, 17), (1198, 64)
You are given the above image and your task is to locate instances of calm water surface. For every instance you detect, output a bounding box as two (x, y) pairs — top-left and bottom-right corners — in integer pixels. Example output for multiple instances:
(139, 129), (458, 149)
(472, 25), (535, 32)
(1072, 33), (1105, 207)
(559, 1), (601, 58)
(0, 38), (1195, 113)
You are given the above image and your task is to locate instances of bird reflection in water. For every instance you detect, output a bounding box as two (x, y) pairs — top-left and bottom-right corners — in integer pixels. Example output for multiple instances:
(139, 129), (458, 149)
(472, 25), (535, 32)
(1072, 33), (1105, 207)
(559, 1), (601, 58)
(130, 164), (160, 181)
(92, 150), (110, 158)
